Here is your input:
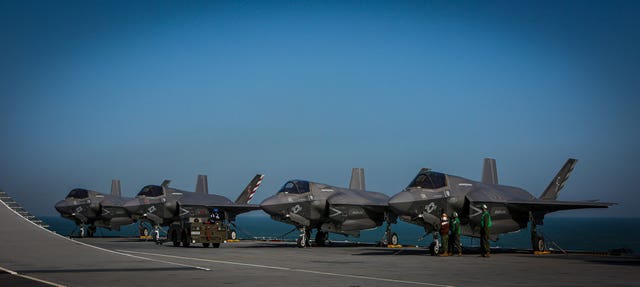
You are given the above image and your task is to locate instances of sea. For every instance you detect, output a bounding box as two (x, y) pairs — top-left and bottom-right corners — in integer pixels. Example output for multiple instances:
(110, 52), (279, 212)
(41, 215), (640, 254)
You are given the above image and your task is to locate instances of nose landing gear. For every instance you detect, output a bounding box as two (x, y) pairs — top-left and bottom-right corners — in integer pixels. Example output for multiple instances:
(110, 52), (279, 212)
(296, 227), (311, 248)
(429, 233), (440, 256)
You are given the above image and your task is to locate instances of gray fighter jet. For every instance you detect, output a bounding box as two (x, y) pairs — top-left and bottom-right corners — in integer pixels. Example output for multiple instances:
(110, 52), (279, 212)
(55, 180), (134, 236)
(261, 168), (398, 248)
(124, 174), (264, 242)
(388, 158), (615, 253)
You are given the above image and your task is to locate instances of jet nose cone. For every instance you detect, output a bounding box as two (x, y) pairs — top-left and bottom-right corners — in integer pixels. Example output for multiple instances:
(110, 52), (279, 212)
(260, 195), (285, 216)
(123, 198), (141, 214)
(55, 199), (71, 214)
(55, 200), (74, 214)
(388, 191), (415, 215)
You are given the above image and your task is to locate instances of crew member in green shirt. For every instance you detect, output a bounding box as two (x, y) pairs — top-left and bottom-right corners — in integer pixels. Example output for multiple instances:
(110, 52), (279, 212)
(450, 211), (462, 256)
(480, 204), (492, 257)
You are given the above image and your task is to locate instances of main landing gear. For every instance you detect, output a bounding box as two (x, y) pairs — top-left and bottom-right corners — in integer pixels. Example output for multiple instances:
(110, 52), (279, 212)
(315, 230), (329, 246)
(530, 212), (546, 252)
(531, 221), (546, 252)
(382, 221), (398, 246)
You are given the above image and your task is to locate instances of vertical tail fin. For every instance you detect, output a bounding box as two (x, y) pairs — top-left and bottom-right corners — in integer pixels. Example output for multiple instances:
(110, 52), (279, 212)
(111, 179), (121, 197)
(195, 175), (208, 194)
(349, 168), (366, 191)
(540, 158), (578, 200)
(481, 158), (498, 185)
(235, 174), (264, 204)
(161, 180), (171, 195)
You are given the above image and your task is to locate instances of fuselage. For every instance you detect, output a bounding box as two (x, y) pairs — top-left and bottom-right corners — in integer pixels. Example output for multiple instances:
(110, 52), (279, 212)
(261, 180), (389, 236)
(388, 171), (534, 237)
(55, 188), (133, 230)
(124, 184), (237, 226)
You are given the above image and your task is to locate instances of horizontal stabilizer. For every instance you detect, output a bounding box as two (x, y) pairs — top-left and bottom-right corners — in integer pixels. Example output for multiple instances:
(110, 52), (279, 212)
(540, 158), (578, 200)
(481, 158), (498, 185)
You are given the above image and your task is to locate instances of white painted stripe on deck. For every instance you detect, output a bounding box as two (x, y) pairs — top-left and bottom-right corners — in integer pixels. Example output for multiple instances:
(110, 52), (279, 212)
(117, 250), (454, 287)
(0, 265), (66, 287)
(0, 198), (211, 272)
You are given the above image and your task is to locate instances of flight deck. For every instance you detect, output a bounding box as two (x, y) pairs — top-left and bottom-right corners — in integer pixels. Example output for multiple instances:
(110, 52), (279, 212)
(1, 201), (638, 287)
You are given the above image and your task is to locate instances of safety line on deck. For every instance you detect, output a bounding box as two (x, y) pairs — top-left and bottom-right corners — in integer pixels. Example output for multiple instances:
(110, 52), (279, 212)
(117, 250), (454, 287)
(0, 265), (66, 287)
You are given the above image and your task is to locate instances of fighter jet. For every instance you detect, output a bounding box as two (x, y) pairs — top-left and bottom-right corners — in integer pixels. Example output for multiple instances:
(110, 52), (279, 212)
(55, 180), (134, 236)
(261, 168), (398, 248)
(124, 174), (264, 243)
(388, 158), (615, 254)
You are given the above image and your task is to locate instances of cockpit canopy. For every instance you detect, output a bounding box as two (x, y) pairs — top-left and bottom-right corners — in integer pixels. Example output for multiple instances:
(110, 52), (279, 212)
(277, 180), (310, 194)
(408, 171), (447, 189)
(137, 185), (164, 197)
(66, 188), (89, 199)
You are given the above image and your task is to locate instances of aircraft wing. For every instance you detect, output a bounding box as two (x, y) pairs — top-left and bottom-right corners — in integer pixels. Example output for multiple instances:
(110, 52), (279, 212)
(209, 203), (262, 219)
(327, 190), (389, 209)
(483, 199), (615, 213)
(178, 193), (261, 218)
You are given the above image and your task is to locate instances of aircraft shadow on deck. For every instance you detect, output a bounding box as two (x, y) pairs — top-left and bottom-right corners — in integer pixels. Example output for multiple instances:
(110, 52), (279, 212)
(352, 247), (525, 256)
(15, 267), (196, 274)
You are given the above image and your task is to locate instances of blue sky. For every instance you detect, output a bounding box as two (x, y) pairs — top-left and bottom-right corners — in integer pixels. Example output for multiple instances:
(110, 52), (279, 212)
(1, 0), (638, 217)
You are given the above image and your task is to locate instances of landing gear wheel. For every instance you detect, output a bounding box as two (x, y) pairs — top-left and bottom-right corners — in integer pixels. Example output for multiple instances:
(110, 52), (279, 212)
(315, 231), (328, 246)
(389, 232), (399, 246)
(534, 236), (545, 252)
(229, 230), (237, 240)
(429, 241), (439, 256)
(297, 234), (308, 248)
(202, 243), (210, 248)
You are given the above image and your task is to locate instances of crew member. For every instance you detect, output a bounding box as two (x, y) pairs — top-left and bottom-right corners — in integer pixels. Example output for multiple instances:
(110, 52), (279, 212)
(439, 212), (449, 256)
(480, 204), (492, 257)
(450, 211), (462, 256)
